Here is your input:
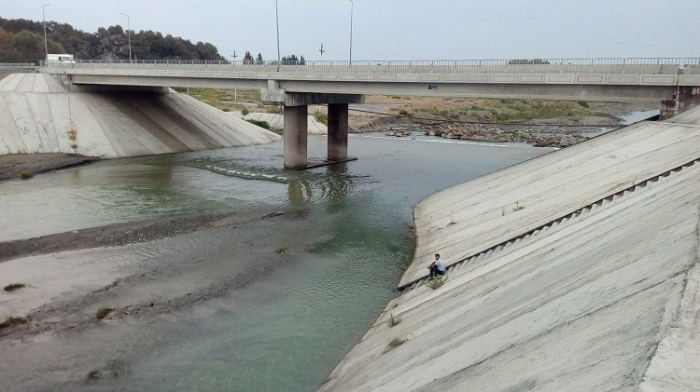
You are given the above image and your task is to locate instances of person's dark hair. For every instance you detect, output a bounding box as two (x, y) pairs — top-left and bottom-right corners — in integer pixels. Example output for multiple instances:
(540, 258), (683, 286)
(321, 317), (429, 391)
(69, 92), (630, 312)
(435, 253), (440, 258)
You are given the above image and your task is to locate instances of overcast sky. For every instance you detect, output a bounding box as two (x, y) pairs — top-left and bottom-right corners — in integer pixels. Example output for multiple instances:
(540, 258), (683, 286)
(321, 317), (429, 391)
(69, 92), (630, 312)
(3, 0), (699, 61)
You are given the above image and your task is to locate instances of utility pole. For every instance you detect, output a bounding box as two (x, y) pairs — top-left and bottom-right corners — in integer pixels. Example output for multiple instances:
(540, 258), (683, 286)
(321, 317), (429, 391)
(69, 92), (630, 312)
(119, 12), (132, 62)
(42, 3), (53, 63)
(349, 0), (354, 66)
(275, 0), (281, 71)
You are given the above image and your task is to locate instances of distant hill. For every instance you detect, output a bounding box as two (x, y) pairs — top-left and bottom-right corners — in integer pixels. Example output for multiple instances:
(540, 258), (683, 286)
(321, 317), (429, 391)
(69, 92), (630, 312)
(0, 17), (224, 64)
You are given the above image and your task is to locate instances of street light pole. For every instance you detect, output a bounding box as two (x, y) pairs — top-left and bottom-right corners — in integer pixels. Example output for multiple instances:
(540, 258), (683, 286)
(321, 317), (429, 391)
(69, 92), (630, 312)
(119, 12), (132, 62)
(42, 3), (53, 63)
(275, 0), (281, 71)
(349, 0), (354, 66)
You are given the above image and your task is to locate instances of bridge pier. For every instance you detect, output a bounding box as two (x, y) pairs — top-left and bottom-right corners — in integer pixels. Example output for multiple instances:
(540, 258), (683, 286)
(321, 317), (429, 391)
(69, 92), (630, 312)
(279, 93), (364, 170)
(328, 104), (349, 161)
(283, 105), (309, 169)
(660, 87), (700, 120)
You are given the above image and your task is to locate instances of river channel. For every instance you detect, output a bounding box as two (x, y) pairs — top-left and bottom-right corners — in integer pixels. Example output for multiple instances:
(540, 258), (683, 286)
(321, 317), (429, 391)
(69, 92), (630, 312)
(0, 134), (549, 391)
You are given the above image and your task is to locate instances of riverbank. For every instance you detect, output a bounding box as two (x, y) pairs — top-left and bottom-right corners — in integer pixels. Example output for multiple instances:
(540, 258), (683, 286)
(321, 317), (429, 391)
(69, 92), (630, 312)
(0, 208), (310, 339)
(321, 106), (700, 391)
(0, 136), (549, 391)
(0, 153), (99, 181)
(354, 98), (658, 147)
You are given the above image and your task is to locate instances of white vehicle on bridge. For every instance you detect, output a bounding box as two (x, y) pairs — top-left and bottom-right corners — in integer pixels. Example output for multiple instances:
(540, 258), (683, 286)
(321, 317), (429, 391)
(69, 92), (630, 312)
(46, 54), (76, 65)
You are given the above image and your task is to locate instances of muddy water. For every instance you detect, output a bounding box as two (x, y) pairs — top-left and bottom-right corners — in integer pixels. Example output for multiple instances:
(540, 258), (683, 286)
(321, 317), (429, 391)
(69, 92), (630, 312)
(0, 135), (549, 391)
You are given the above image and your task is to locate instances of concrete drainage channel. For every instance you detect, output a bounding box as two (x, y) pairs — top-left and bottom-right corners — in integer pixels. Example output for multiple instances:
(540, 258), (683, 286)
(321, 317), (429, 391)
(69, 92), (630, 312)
(400, 156), (700, 292)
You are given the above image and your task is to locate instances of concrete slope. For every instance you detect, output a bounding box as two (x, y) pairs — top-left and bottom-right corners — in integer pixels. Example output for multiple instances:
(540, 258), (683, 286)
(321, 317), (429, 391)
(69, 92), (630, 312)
(322, 107), (700, 391)
(0, 74), (280, 158)
(230, 110), (328, 134)
(399, 109), (700, 287)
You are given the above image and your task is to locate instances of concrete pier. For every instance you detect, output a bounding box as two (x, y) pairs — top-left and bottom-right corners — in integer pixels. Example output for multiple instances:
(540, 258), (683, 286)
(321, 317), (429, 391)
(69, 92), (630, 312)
(321, 106), (700, 391)
(327, 104), (349, 161)
(283, 105), (309, 169)
(281, 95), (361, 170)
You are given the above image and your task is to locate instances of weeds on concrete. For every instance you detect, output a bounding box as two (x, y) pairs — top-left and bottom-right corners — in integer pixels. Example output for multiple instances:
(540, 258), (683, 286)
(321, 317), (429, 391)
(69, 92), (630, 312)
(387, 313), (401, 328)
(275, 245), (289, 254)
(385, 336), (408, 352)
(513, 201), (525, 212)
(428, 277), (447, 290)
(0, 316), (28, 330)
(95, 307), (114, 321)
(19, 171), (34, 180)
(314, 110), (328, 125)
(4, 283), (27, 292)
(246, 119), (271, 129)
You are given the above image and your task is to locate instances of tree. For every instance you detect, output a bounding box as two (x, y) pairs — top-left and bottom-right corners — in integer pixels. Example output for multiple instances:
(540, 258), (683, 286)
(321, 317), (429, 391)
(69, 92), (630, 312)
(0, 17), (225, 62)
(256, 53), (263, 65)
(243, 51), (254, 64)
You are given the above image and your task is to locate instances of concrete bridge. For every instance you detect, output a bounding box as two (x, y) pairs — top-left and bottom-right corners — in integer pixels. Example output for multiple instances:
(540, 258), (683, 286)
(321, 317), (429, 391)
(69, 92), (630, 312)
(44, 58), (700, 168)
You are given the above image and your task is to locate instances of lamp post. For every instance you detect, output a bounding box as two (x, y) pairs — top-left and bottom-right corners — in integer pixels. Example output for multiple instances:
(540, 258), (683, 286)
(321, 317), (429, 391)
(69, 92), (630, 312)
(42, 3), (53, 63)
(118, 12), (132, 62)
(349, 0), (354, 66)
(275, 0), (281, 71)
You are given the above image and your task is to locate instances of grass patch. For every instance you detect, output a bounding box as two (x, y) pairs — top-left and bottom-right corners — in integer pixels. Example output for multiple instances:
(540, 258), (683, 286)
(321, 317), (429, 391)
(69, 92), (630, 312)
(385, 336), (408, 352)
(275, 245), (289, 254)
(246, 119), (271, 130)
(398, 108), (410, 117)
(0, 316), (28, 329)
(427, 276), (447, 290)
(4, 283), (27, 292)
(19, 171), (34, 180)
(314, 110), (328, 125)
(387, 313), (401, 328)
(266, 106), (283, 114)
(95, 307), (114, 321)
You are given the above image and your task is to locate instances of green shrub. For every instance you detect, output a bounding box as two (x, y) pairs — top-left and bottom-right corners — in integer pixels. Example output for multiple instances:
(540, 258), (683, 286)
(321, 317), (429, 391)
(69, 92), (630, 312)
(387, 313), (401, 327)
(428, 276), (447, 290)
(19, 171), (34, 180)
(399, 108), (410, 117)
(577, 100), (589, 108)
(314, 110), (328, 125)
(246, 119), (271, 130)
(241, 107), (250, 116)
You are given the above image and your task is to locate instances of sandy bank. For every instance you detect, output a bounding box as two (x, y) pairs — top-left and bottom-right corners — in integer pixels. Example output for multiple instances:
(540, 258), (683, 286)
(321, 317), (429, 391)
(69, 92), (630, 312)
(0, 153), (98, 181)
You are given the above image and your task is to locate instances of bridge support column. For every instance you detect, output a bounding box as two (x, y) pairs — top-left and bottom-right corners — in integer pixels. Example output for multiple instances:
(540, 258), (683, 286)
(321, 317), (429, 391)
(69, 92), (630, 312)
(327, 104), (349, 161)
(283, 105), (308, 169)
(660, 87), (700, 120)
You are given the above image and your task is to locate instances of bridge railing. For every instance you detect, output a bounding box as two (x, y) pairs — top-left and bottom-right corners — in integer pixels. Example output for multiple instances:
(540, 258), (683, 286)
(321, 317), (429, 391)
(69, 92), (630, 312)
(46, 58), (700, 75)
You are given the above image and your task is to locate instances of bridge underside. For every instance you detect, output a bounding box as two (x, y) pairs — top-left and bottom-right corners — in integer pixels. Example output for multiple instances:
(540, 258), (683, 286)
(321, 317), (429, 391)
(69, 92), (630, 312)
(69, 74), (677, 102)
(64, 73), (700, 169)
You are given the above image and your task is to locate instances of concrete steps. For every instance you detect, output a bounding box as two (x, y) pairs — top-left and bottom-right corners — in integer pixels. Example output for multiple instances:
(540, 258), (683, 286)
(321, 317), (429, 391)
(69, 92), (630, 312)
(401, 155), (700, 292)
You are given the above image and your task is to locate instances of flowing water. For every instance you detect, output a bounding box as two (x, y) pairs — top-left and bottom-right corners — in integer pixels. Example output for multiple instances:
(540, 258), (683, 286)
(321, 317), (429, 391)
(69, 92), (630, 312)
(0, 135), (549, 391)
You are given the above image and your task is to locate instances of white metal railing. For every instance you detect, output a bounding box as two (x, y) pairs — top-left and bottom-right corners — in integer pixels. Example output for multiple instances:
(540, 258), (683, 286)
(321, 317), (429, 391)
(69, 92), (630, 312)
(43, 58), (700, 75)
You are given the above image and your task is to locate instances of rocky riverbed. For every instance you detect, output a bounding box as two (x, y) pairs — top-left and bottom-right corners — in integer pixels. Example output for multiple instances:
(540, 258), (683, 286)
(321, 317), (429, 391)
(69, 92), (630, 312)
(356, 100), (658, 147)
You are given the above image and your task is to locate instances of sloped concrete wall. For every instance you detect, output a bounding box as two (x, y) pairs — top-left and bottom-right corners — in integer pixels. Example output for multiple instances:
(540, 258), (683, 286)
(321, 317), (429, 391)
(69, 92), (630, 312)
(0, 73), (280, 158)
(322, 107), (700, 391)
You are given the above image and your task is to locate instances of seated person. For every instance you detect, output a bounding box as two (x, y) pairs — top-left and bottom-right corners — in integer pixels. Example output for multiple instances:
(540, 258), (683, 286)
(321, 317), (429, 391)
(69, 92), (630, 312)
(427, 253), (447, 279)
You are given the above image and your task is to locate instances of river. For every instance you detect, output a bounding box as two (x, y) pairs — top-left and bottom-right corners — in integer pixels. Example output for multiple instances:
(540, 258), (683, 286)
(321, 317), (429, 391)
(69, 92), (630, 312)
(0, 134), (548, 391)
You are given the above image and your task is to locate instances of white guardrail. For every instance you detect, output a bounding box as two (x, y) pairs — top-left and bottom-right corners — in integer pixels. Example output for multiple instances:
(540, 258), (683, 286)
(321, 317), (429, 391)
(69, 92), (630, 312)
(43, 58), (700, 75)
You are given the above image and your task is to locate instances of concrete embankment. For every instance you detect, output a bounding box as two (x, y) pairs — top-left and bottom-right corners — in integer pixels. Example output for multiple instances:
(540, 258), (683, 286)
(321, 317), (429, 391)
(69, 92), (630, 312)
(230, 110), (328, 134)
(322, 106), (700, 391)
(0, 73), (280, 158)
